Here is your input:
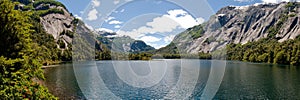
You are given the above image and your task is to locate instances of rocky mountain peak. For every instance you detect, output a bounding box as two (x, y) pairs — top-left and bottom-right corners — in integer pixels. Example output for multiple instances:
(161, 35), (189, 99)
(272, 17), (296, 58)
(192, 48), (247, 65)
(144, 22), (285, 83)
(37, 5), (74, 50)
(160, 2), (300, 54)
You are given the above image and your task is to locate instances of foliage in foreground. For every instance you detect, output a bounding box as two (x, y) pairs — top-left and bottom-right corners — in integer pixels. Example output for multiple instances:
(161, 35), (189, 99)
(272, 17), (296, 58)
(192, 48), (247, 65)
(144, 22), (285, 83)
(0, 0), (56, 99)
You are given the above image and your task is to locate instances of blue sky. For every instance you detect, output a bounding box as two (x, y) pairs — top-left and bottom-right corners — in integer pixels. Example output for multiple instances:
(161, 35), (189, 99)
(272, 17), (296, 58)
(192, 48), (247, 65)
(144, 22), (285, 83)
(57, 0), (265, 17)
(56, 0), (288, 49)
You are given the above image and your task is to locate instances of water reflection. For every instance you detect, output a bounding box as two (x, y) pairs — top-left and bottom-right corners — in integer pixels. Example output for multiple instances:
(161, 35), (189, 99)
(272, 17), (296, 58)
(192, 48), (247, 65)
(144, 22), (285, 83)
(44, 60), (300, 99)
(214, 61), (300, 99)
(96, 60), (180, 99)
(43, 64), (85, 99)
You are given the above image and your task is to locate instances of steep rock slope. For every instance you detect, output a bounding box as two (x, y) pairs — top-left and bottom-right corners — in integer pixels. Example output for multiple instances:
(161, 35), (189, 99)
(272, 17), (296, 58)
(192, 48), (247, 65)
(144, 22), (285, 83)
(33, 0), (75, 50)
(160, 2), (300, 54)
(39, 8), (74, 49)
(14, 0), (102, 61)
(16, 0), (77, 50)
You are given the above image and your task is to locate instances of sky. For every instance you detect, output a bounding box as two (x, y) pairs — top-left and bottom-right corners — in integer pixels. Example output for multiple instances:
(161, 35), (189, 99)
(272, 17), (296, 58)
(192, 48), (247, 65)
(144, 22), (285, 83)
(57, 0), (298, 49)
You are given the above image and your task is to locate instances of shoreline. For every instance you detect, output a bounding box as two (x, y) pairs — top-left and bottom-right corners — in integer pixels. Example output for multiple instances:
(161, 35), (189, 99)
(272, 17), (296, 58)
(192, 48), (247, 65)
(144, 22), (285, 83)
(42, 65), (61, 69)
(42, 61), (72, 69)
(41, 60), (298, 69)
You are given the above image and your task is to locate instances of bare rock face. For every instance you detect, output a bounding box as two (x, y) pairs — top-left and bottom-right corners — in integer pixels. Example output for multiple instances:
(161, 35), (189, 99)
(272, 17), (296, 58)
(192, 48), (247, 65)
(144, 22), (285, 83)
(34, 1), (155, 53)
(170, 2), (300, 54)
(36, 3), (75, 50)
(40, 9), (73, 40)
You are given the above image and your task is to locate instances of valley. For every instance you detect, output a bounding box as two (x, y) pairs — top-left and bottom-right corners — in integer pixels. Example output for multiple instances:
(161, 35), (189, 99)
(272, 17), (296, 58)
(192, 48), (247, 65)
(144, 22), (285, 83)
(1, 0), (300, 99)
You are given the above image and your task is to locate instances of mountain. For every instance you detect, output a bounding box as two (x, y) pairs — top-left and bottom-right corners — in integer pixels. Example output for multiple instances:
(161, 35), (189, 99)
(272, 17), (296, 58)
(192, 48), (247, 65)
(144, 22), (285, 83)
(12, 0), (102, 62)
(17, 0), (74, 45)
(159, 2), (300, 54)
(13, 0), (154, 62)
(96, 30), (155, 53)
(97, 30), (117, 37)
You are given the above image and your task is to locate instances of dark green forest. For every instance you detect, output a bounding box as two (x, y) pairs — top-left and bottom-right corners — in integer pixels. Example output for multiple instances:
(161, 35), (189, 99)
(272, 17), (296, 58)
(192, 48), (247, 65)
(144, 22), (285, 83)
(227, 37), (300, 65)
(0, 0), (56, 99)
(227, 2), (300, 66)
(0, 0), (299, 99)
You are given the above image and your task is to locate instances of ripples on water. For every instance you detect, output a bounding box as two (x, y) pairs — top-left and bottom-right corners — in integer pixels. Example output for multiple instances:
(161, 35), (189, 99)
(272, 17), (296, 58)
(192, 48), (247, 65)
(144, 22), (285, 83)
(44, 60), (300, 99)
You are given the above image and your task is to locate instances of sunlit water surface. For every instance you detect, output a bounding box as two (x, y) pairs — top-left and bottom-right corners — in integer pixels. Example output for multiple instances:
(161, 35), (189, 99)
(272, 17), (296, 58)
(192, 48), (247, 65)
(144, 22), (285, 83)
(44, 60), (300, 99)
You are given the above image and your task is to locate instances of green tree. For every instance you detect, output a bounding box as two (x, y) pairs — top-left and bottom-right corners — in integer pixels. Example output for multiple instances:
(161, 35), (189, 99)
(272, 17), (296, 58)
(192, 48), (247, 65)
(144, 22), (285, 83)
(0, 0), (56, 99)
(274, 51), (286, 64)
(257, 53), (269, 62)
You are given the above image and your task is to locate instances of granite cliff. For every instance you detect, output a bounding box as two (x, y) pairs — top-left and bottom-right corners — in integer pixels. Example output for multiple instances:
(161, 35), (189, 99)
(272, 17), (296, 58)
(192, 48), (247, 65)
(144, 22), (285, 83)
(159, 2), (300, 54)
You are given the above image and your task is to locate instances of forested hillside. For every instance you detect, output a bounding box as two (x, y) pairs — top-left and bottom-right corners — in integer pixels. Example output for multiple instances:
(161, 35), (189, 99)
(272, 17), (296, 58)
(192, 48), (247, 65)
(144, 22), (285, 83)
(158, 2), (300, 65)
(0, 0), (57, 99)
(12, 0), (76, 65)
(227, 36), (300, 65)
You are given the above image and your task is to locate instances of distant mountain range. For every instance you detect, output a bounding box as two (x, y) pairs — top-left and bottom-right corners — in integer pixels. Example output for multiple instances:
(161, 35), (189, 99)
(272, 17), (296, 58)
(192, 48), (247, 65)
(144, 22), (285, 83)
(96, 30), (155, 53)
(14, 0), (300, 61)
(14, 0), (155, 60)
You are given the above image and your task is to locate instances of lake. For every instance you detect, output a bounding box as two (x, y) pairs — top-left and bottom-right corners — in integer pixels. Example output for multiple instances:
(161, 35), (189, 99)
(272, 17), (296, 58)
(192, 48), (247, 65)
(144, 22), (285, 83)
(43, 60), (300, 99)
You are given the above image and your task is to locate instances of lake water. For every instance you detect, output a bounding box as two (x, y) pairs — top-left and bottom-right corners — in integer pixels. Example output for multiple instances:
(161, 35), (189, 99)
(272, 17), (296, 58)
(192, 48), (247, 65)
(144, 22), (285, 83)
(43, 60), (300, 99)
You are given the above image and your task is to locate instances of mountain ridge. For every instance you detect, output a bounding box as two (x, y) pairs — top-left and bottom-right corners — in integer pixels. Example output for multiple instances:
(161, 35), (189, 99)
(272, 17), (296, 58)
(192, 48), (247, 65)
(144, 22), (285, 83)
(96, 30), (155, 53)
(13, 0), (155, 61)
(158, 2), (300, 54)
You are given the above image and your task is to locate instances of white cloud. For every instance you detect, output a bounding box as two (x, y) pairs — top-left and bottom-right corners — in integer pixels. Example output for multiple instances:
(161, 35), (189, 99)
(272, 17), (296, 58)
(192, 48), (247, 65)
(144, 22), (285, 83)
(113, 10), (119, 13)
(262, 0), (299, 3)
(138, 35), (164, 49)
(196, 17), (205, 24)
(87, 9), (98, 21)
(117, 29), (145, 39)
(117, 15), (180, 39)
(155, 45), (165, 49)
(85, 24), (94, 30)
(164, 35), (175, 43)
(262, 0), (280, 3)
(113, 9), (125, 14)
(166, 9), (204, 29)
(155, 1), (163, 4)
(140, 36), (161, 43)
(114, 0), (120, 4)
(116, 15), (180, 47)
(235, 0), (300, 3)
(148, 43), (165, 49)
(92, 0), (100, 7)
(145, 16), (181, 33)
(96, 28), (114, 33)
(105, 16), (115, 22)
(74, 14), (82, 20)
(114, 25), (121, 28)
(234, 0), (253, 2)
(120, 9), (125, 13)
(109, 20), (123, 24)
(117, 9), (205, 48)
